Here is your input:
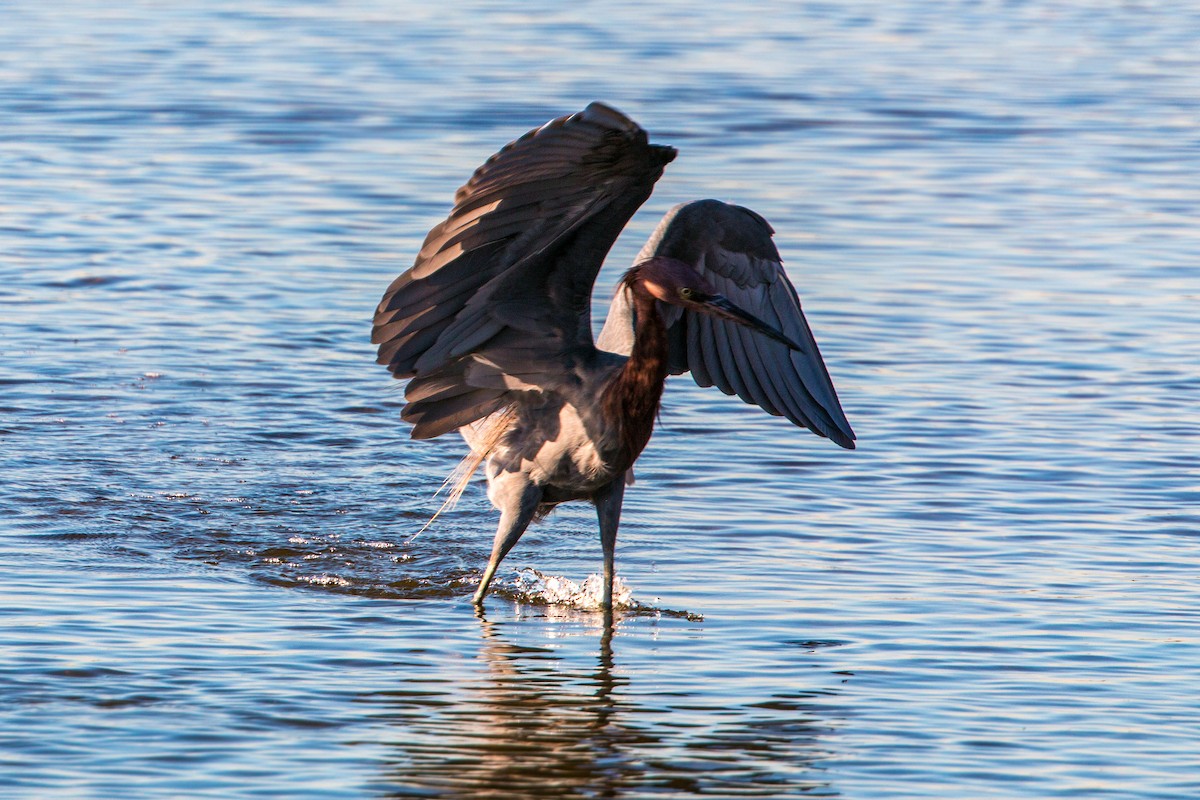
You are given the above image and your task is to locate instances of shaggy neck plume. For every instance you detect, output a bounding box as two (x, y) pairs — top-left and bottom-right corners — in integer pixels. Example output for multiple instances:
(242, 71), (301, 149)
(602, 280), (669, 471)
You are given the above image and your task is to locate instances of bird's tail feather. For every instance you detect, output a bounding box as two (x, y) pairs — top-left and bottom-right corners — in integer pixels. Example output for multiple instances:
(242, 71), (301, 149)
(407, 406), (518, 541)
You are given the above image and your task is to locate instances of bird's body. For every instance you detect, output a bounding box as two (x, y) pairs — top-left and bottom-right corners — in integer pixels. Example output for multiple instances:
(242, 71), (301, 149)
(372, 103), (854, 609)
(460, 353), (630, 508)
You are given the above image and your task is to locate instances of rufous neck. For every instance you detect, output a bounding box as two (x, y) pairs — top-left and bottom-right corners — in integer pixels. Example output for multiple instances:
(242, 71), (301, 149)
(603, 290), (669, 470)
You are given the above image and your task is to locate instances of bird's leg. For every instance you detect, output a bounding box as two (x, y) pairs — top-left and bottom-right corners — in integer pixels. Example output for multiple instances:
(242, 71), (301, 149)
(593, 473), (627, 611)
(473, 477), (542, 606)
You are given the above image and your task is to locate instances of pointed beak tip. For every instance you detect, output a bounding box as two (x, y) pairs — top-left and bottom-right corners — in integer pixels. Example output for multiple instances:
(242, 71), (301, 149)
(706, 295), (806, 352)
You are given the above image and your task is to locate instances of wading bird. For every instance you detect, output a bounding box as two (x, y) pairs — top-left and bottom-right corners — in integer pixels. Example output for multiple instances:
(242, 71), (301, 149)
(372, 103), (854, 609)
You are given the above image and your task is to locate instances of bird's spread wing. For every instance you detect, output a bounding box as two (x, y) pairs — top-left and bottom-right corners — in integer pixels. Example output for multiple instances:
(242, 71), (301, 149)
(598, 199), (856, 449)
(372, 103), (676, 438)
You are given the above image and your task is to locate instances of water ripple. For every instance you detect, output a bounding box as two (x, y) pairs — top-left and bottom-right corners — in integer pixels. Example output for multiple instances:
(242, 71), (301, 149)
(4, 0), (1200, 797)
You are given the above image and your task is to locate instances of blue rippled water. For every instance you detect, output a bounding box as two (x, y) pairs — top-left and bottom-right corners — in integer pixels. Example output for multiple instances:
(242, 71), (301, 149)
(3, 1), (1199, 797)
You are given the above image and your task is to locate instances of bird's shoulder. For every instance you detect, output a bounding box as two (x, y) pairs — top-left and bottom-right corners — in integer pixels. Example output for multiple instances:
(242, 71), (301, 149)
(639, 199), (784, 288)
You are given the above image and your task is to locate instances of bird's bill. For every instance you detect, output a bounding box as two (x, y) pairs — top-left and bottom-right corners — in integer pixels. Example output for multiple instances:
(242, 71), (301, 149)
(704, 296), (806, 352)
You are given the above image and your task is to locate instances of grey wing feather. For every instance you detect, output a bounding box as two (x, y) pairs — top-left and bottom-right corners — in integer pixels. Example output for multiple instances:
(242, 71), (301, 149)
(372, 102), (676, 439)
(599, 199), (855, 449)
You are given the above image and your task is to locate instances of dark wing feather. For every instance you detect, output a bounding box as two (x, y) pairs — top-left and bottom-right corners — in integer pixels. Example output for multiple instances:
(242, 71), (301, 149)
(598, 199), (855, 449)
(372, 103), (676, 438)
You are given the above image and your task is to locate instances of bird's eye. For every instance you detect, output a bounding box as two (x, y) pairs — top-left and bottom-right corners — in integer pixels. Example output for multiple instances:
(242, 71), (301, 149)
(679, 287), (696, 300)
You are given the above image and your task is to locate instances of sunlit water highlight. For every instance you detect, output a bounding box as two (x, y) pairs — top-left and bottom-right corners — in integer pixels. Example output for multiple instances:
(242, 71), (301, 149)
(3, 1), (1200, 798)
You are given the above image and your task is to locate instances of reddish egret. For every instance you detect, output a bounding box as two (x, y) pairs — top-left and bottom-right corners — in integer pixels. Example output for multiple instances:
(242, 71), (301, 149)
(372, 102), (854, 609)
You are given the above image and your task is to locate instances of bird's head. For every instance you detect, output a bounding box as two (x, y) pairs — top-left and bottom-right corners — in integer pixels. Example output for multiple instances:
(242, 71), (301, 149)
(624, 256), (805, 352)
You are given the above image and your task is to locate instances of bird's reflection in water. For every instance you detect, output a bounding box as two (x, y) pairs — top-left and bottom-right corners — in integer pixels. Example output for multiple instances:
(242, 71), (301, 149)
(372, 612), (838, 798)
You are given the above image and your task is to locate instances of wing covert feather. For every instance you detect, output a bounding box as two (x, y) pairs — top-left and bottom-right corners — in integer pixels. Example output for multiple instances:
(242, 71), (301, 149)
(601, 199), (855, 449)
(373, 103), (675, 380)
(372, 103), (676, 438)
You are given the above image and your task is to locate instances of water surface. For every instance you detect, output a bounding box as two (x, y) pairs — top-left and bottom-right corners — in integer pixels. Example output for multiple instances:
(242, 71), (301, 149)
(3, 1), (1199, 797)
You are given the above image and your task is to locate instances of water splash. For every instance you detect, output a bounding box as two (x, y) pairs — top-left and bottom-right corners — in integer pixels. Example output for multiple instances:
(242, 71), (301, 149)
(299, 574), (352, 587)
(505, 570), (703, 620)
(512, 568), (634, 610)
